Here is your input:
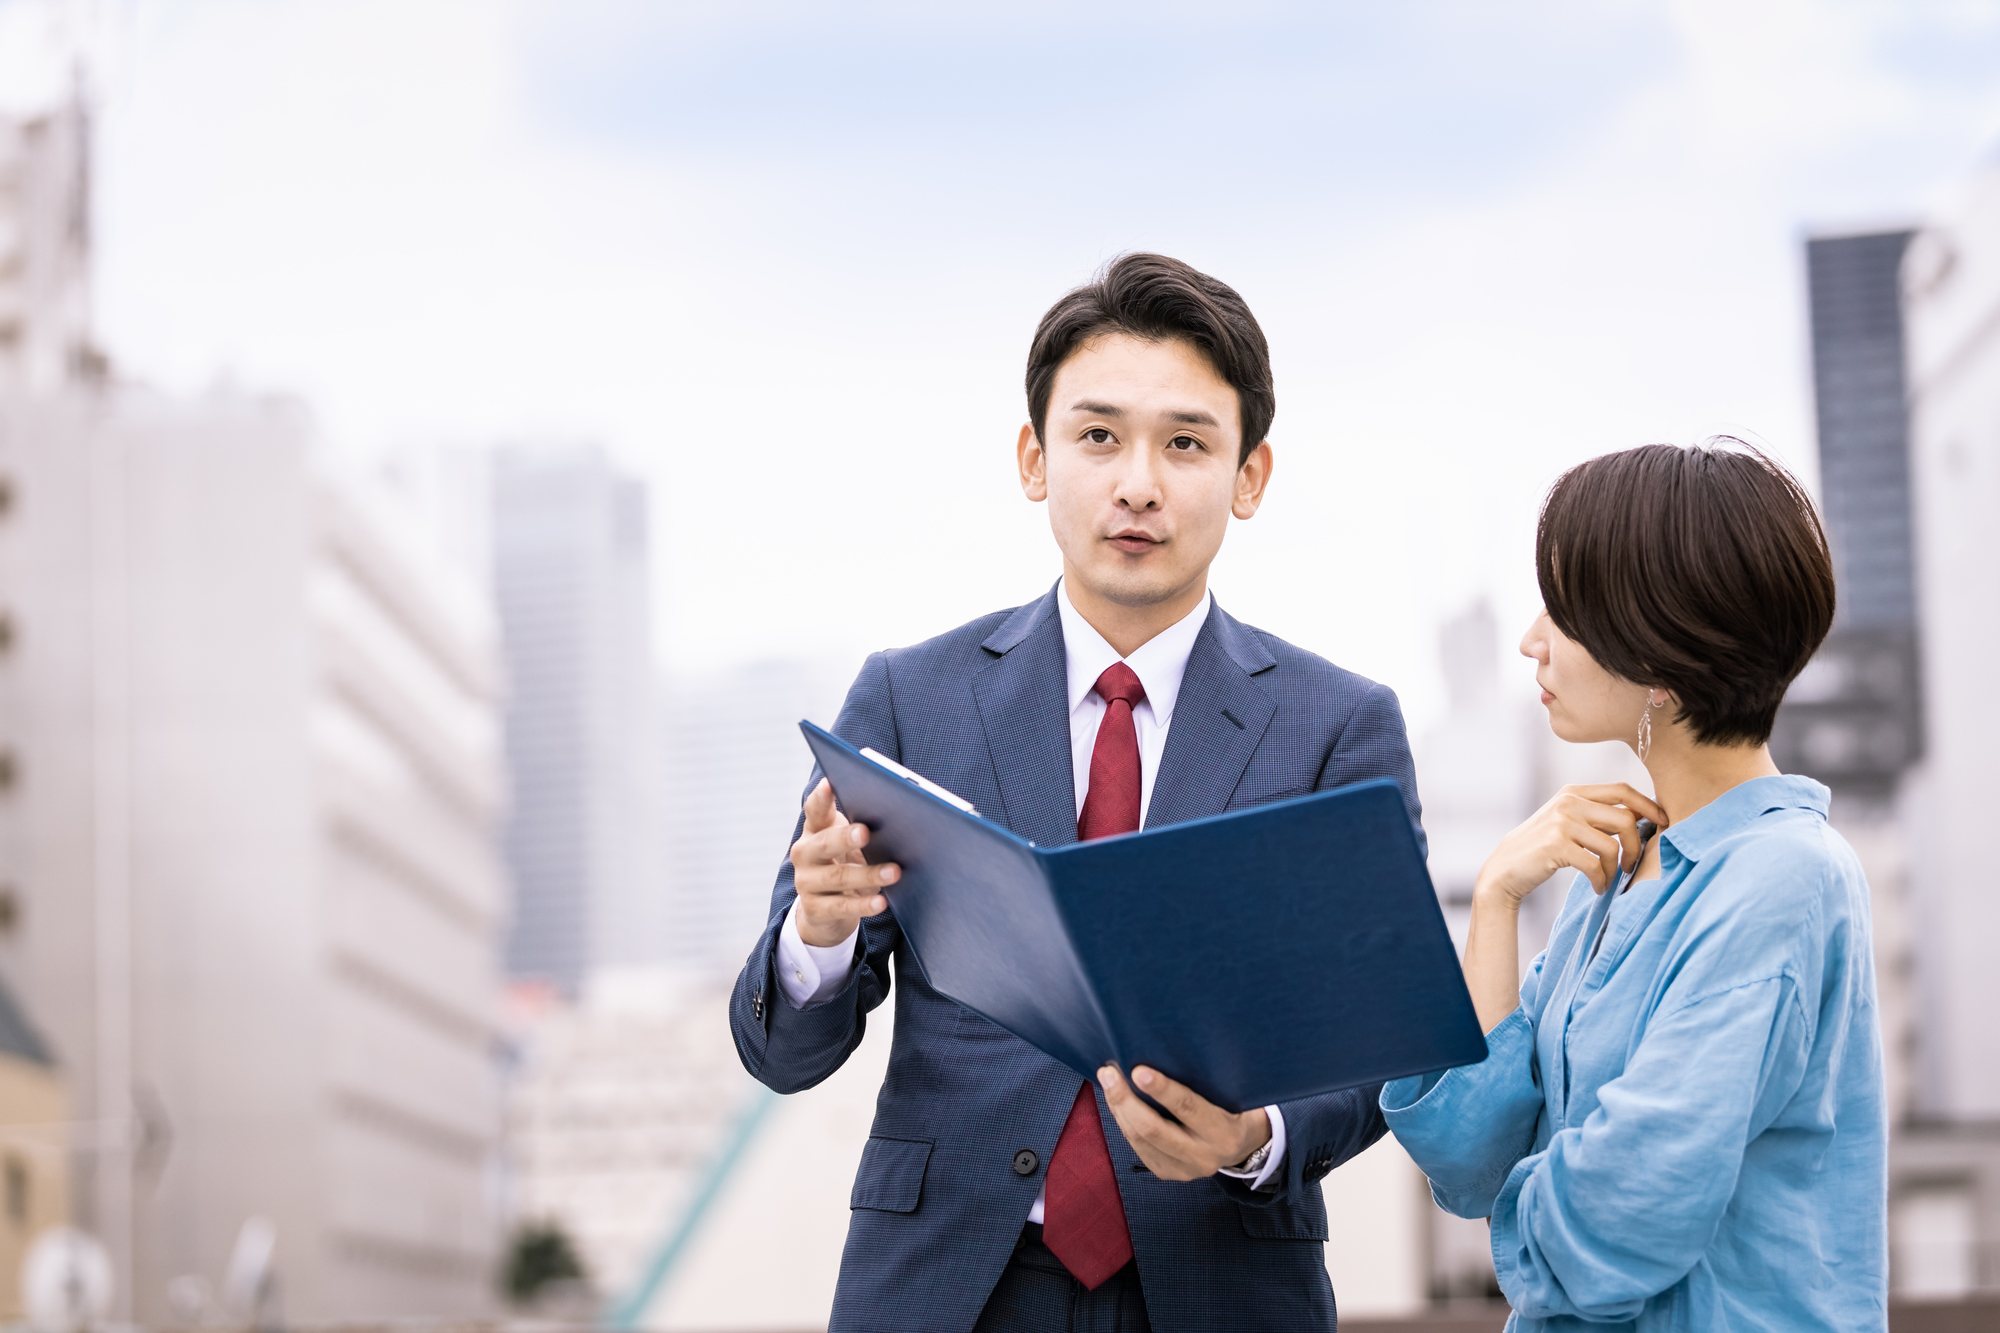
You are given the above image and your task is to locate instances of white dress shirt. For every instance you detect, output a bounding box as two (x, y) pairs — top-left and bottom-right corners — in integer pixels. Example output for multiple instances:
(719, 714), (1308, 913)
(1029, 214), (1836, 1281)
(775, 580), (1287, 1216)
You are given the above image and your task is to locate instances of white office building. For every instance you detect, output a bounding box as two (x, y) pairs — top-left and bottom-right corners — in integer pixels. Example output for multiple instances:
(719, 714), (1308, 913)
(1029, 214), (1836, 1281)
(1897, 161), (2000, 1296)
(0, 390), (508, 1322)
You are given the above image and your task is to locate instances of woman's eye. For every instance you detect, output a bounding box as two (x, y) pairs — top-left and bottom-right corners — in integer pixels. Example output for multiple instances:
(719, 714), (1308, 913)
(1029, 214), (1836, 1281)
(1169, 435), (1203, 452)
(1085, 428), (1113, 445)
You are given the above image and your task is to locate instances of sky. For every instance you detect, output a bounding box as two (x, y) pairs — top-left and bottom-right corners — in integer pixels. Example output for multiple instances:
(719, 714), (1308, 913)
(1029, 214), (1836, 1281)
(5, 0), (1999, 728)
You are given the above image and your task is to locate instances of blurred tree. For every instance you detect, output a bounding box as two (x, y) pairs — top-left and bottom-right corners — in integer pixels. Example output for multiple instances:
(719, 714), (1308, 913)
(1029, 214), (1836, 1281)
(503, 1220), (587, 1305)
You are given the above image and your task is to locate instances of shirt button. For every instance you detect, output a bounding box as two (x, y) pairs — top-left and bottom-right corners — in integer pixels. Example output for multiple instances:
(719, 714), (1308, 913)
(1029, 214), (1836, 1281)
(1012, 1149), (1039, 1176)
(795, 968), (806, 984)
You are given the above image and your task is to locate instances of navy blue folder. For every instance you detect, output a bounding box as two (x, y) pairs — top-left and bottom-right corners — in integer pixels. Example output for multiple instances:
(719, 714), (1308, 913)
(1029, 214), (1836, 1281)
(801, 720), (1486, 1113)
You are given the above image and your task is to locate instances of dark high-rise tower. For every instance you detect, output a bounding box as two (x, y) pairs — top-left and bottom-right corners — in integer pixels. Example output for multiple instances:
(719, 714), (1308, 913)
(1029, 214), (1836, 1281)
(1771, 231), (1923, 795)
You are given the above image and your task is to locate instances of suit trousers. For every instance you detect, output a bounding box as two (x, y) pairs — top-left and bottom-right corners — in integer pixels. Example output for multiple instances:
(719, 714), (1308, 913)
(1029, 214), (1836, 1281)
(971, 1224), (1153, 1333)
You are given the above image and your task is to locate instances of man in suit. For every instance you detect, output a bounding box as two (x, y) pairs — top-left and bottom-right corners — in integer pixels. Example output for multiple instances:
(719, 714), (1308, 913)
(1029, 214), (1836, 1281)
(729, 253), (1423, 1333)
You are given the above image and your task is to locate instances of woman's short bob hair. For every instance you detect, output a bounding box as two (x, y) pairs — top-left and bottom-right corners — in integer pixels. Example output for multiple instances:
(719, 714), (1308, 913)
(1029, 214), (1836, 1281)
(1536, 439), (1836, 747)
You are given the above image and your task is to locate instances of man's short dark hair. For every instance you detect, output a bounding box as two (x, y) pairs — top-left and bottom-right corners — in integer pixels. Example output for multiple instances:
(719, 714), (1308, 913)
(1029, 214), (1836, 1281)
(1536, 440), (1836, 747)
(1026, 253), (1274, 468)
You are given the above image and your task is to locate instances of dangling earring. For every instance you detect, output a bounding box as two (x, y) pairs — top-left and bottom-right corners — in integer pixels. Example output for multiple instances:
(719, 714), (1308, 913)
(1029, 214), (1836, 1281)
(1637, 694), (1665, 761)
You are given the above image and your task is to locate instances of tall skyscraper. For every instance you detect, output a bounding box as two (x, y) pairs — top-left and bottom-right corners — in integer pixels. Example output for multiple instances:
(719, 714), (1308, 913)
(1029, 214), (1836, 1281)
(1770, 231), (1924, 795)
(492, 445), (661, 991)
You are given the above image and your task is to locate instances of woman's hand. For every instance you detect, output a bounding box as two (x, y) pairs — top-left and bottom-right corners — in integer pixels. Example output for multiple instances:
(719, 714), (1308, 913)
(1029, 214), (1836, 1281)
(1463, 784), (1667, 1034)
(1476, 784), (1668, 906)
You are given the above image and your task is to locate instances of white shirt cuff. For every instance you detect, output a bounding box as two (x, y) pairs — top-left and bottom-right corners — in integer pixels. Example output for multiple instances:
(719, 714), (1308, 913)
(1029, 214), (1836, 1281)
(1216, 1104), (1287, 1190)
(775, 902), (860, 1009)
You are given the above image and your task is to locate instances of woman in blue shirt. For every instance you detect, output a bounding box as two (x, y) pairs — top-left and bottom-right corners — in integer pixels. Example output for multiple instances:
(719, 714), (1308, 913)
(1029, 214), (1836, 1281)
(1383, 441), (1886, 1331)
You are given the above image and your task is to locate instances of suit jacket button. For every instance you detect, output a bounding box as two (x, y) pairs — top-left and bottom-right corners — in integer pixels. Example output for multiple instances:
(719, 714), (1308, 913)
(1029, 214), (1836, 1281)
(1013, 1149), (1039, 1176)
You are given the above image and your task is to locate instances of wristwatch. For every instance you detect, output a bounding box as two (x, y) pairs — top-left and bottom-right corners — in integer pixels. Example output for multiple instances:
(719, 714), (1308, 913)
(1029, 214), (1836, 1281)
(1229, 1139), (1272, 1177)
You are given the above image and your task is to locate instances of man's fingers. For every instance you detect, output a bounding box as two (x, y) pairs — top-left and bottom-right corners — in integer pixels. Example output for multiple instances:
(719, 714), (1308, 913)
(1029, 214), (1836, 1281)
(805, 858), (901, 894)
(801, 778), (842, 835)
(792, 818), (876, 873)
(1128, 1066), (1221, 1132)
(1098, 1067), (1203, 1170)
(807, 890), (889, 922)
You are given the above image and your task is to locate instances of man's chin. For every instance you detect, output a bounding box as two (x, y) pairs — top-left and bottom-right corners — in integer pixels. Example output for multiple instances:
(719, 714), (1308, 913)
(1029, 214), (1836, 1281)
(1072, 568), (1198, 612)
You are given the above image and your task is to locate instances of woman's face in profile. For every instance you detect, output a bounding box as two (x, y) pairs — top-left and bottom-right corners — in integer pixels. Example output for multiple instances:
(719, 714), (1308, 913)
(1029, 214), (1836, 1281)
(1520, 610), (1650, 747)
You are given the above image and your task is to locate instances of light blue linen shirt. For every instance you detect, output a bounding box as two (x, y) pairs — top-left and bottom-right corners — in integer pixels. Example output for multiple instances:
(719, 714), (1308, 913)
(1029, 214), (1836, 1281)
(1382, 775), (1886, 1331)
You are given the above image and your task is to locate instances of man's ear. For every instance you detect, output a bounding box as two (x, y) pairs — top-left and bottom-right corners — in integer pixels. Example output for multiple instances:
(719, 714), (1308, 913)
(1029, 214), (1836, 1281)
(1018, 422), (1049, 502)
(1232, 440), (1273, 519)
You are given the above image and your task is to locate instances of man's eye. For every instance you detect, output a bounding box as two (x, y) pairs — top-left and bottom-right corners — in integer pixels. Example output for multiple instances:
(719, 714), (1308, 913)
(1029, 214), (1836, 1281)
(1169, 435), (1203, 452)
(1085, 428), (1113, 445)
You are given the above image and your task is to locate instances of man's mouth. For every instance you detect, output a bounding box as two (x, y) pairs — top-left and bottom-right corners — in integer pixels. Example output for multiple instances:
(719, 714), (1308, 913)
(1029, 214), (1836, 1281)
(1107, 530), (1163, 554)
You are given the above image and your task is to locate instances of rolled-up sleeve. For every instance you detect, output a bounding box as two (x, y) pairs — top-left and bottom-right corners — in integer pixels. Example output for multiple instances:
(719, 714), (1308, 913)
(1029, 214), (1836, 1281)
(1490, 974), (1809, 1321)
(1382, 1006), (1544, 1218)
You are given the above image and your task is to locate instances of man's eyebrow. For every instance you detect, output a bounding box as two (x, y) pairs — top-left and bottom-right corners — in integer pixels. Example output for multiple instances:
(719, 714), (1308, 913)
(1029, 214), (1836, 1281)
(1066, 401), (1220, 428)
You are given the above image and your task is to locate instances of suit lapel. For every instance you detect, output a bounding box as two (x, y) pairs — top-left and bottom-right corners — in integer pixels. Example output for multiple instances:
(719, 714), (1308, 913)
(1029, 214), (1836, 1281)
(1145, 601), (1277, 830)
(970, 586), (1080, 848)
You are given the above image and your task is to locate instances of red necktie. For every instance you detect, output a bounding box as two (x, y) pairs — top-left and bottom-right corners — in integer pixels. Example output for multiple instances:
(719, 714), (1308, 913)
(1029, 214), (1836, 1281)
(1043, 662), (1144, 1290)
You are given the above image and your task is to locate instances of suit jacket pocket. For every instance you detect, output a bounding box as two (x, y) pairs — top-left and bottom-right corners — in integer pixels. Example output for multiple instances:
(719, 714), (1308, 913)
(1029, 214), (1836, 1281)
(850, 1137), (933, 1213)
(1236, 1192), (1329, 1241)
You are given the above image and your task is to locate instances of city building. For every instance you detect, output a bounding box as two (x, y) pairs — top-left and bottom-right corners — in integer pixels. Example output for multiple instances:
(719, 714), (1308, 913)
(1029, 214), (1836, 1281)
(0, 389), (507, 1322)
(1765, 220), (2000, 1298)
(1772, 231), (1925, 801)
(1898, 164), (2000, 1297)
(656, 659), (851, 979)
(492, 445), (661, 990)
(0, 974), (66, 1319)
(0, 88), (98, 398)
(1769, 229), (1927, 1129)
(1408, 600), (1650, 1306)
(502, 970), (751, 1318)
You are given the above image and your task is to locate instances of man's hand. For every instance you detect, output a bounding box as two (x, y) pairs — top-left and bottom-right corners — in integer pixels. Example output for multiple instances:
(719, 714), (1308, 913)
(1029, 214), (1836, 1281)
(1097, 1064), (1270, 1181)
(789, 778), (902, 948)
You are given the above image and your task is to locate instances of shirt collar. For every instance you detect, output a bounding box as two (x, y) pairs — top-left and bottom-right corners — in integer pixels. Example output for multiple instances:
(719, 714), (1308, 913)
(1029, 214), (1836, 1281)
(1056, 578), (1212, 724)
(1658, 774), (1831, 864)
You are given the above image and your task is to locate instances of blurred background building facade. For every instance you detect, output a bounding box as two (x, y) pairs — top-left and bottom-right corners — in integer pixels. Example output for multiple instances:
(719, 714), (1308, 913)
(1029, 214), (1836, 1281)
(0, 84), (510, 1320)
(656, 660), (849, 980)
(0, 89), (93, 398)
(0, 974), (65, 1321)
(0, 391), (508, 1321)
(1892, 163), (2000, 1299)
(494, 444), (662, 991)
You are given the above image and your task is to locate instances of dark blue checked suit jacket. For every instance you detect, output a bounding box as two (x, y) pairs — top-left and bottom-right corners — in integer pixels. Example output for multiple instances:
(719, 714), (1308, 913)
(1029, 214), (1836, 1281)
(729, 584), (1426, 1333)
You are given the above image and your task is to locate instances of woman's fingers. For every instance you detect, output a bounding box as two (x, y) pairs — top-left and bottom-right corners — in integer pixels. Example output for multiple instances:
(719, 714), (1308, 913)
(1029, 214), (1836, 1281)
(1560, 838), (1613, 891)
(1564, 783), (1668, 828)
(1571, 802), (1645, 871)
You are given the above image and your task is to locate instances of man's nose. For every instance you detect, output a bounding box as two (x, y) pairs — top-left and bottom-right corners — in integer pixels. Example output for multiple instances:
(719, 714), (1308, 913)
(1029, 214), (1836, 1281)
(1113, 451), (1163, 510)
